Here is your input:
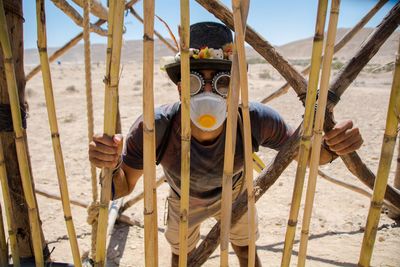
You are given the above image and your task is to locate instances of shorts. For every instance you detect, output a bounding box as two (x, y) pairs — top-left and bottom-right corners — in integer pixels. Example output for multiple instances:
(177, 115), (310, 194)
(164, 180), (259, 255)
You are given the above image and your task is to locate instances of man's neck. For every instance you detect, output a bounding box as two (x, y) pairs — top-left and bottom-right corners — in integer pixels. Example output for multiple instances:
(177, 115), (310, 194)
(191, 122), (224, 145)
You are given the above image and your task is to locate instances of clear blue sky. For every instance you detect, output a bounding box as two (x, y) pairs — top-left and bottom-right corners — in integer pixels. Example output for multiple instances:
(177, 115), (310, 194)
(23, 0), (397, 49)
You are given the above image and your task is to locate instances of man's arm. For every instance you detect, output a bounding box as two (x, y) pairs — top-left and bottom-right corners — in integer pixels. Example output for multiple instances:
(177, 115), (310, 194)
(111, 162), (143, 199)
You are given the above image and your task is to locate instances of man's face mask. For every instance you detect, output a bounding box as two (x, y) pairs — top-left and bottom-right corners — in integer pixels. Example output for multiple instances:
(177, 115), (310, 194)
(185, 71), (230, 132)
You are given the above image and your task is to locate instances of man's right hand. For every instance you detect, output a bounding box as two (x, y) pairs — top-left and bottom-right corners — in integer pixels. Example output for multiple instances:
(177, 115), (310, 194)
(89, 133), (123, 169)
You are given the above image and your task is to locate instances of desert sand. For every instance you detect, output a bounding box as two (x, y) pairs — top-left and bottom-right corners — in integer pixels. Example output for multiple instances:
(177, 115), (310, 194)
(21, 57), (400, 267)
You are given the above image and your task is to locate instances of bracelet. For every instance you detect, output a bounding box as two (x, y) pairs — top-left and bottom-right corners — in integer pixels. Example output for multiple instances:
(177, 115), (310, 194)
(322, 140), (338, 163)
(111, 157), (122, 176)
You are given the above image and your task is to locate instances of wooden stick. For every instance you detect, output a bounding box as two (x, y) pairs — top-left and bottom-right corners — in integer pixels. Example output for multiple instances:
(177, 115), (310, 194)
(95, 0), (125, 265)
(142, 0), (158, 266)
(219, 0), (249, 263)
(0, 137), (20, 265)
(394, 134), (400, 189)
(281, 2), (328, 266)
(70, 0), (108, 20)
(298, 1), (341, 266)
(178, 0), (190, 266)
(129, 7), (178, 53)
(122, 176), (165, 212)
(260, 0), (388, 104)
(50, 0), (107, 36)
(0, 1), (44, 265)
(358, 37), (400, 267)
(0, 204), (8, 266)
(36, 1), (82, 265)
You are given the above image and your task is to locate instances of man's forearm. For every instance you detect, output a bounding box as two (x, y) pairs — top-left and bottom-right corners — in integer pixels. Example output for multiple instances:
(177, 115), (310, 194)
(112, 168), (131, 199)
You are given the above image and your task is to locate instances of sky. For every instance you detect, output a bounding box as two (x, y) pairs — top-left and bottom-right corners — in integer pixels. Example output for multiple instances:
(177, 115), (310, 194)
(22, 0), (397, 50)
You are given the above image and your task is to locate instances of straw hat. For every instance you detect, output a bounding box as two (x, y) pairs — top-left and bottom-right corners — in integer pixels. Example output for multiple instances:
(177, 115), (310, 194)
(165, 22), (233, 84)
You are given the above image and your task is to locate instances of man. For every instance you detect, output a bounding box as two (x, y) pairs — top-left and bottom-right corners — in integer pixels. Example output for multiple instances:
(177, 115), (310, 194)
(89, 22), (363, 266)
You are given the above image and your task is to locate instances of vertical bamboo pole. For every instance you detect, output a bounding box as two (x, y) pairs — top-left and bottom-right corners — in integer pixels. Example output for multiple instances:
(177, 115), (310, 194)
(297, 1), (341, 266)
(0, 204), (7, 266)
(95, 0), (125, 266)
(0, 137), (19, 265)
(178, 0), (190, 266)
(394, 136), (400, 190)
(219, 0), (249, 265)
(358, 38), (400, 267)
(227, 1), (256, 267)
(0, 1), (44, 265)
(142, 0), (158, 266)
(281, 1), (328, 266)
(35, 1), (82, 265)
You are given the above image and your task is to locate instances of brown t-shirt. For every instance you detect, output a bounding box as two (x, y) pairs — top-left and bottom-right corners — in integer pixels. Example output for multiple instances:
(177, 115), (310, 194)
(122, 102), (292, 205)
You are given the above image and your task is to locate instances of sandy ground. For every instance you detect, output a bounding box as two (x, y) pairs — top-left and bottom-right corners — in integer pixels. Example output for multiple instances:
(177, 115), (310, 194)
(19, 61), (400, 266)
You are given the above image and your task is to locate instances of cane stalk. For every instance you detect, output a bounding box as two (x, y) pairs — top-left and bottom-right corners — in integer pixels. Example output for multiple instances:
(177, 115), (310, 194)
(0, 137), (19, 265)
(0, 204), (7, 266)
(95, 0), (125, 266)
(358, 38), (400, 267)
(281, 1), (328, 266)
(178, 0), (190, 266)
(35, 0), (82, 265)
(142, 0), (159, 266)
(297, 1), (341, 266)
(0, 1), (44, 265)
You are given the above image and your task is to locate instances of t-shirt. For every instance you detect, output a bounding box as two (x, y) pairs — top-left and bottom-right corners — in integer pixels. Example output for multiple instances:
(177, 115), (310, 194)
(122, 102), (292, 206)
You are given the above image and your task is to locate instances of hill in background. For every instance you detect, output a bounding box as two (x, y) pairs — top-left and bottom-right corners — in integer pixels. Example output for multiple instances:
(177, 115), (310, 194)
(24, 28), (398, 66)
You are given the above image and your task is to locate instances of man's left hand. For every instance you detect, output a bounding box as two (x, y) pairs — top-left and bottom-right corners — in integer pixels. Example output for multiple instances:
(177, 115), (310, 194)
(323, 120), (363, 155)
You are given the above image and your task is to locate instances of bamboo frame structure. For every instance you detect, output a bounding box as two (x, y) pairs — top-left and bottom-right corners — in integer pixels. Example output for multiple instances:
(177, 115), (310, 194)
(0, 205), (7, 266)
(281, 1), (328, 266)
(70, 0), (108, 20)
(260, 0), (388, 104)
(95, 0), (125, 265)
(0, 137), (20, 265)
(0, 1), (44, 265)
(129, 7), (178, 53)
(35, 0), (82, 265)
(297, 1), (341, 266)
(50, 0), (107, 36)
(178, 0), (190, 265)
(142, 0), (159, 266)
(219, 0), (249, 263)
(358, 38), (400, 267)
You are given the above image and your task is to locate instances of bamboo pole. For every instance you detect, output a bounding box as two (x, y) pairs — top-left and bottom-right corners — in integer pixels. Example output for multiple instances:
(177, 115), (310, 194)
(142, 0), (159, 266)
(228, 1), (256, 266)
(281, 1), (328, 266)
(178, 0), (190, 266)
(129, 7), (178, 54)
(260, 0), (388, 104)
(0, 204), (7, 266)
(35, 0), (82, 265)
(50, 0), (107, 36)
(358, 38), (400, 267)
(394, 132), (400, 189)
(0, 137), (20, 265)
(0, 1), (44, 265)
(219, 0), (249, 264)
(70, 0), (108, 20)
(297, 1), (341, 266)
(95, 0), (125, 265)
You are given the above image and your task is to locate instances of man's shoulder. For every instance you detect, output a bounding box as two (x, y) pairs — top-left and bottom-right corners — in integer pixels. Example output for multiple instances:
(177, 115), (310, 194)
(155, 102), (181, 120)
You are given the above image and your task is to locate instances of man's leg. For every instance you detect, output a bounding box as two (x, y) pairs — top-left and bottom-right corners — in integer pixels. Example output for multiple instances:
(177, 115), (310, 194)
(231, 244), (262, 267)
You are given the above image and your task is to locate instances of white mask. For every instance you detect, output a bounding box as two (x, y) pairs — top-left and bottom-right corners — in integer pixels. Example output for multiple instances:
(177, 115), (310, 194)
(190, 92), (227, 132)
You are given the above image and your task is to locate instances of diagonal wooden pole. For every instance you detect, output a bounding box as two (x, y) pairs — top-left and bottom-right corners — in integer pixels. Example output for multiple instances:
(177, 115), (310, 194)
(358, 37), (400, 267)
(260, 0), (388, 104)
(142, 0), (159, 266)
(297, 1), (341, 266)
(281, 1), (328, 266)
(0, 1), (44, 265)
(70, 0), (108, 20)
(0, 137), (19, 265)
(219, 0), (249, 265)
(178, 0), (190, 266)
(94, 0), (125, 266)
(35, 0), (82, 265)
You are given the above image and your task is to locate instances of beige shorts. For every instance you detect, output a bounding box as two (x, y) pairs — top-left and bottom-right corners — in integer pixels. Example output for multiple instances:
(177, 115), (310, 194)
(164, 181), (259, 255)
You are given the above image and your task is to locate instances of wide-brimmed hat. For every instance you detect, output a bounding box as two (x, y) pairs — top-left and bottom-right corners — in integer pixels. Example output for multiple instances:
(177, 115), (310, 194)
(165, 22), (233, 84)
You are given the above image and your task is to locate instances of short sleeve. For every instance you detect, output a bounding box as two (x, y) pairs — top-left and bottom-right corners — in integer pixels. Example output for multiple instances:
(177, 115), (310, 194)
(249, 102), (293, 150)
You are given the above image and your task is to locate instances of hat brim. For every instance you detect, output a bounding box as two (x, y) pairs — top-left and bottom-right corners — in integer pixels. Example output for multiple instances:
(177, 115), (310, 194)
(165, 59), (232, 84)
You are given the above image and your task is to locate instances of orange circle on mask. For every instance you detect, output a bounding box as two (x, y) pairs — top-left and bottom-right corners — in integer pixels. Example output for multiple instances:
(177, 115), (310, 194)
(197, 114), (216, 128)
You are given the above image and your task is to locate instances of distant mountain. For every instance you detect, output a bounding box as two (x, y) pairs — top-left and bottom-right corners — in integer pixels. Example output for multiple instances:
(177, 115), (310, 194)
(24, 28), (398, 65)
